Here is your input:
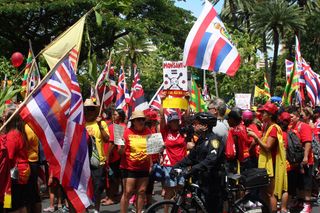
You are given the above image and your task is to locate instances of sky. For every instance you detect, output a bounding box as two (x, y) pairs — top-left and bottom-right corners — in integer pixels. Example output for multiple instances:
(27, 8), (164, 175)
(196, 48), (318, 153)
(175, 0), (224, 18)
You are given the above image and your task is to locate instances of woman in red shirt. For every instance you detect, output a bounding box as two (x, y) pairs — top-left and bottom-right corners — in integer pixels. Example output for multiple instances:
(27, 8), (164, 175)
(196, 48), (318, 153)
(160, 108), (187, 201)
(119, 111), (152, 213)
(3, 109), (30, 212)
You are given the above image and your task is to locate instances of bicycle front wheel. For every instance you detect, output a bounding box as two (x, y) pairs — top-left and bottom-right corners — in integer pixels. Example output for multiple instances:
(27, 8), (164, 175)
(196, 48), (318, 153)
(145, 200), (190, 213)
(235, 193), (270, 213)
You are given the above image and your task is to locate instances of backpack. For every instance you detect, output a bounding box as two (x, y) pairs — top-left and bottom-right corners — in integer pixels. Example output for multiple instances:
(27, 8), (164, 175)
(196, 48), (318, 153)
(89, 135), (100, 168)
(0, 134), (10, 203)
(286, 130), (304, 165)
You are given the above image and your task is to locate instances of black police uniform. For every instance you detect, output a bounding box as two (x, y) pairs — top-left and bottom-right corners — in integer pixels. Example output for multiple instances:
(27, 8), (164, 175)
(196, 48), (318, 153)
(175, 131), (225, 213)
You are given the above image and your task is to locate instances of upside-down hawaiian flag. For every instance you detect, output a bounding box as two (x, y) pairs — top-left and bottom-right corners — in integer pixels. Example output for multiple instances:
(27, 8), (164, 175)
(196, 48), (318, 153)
(302, 58), (320, 106)
(20, 54), (93, 212)
(149, 83), (164, 111)
(95, 61), (114, 108)
(129, 67), (149, 112)
(115, 66), (129, 113)
(183, 0), (240, 76)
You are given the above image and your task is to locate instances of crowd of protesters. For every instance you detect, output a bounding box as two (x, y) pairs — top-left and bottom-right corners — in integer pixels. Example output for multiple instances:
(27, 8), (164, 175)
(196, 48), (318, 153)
(1, 96), (320, 213)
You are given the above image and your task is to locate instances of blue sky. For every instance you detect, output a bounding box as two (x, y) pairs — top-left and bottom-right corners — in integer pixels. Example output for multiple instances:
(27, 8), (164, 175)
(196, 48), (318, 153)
(175, 0), (224, 18)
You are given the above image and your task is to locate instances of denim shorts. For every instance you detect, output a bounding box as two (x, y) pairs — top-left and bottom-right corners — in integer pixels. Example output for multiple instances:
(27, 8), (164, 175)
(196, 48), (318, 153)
(163, 166), (185, 187)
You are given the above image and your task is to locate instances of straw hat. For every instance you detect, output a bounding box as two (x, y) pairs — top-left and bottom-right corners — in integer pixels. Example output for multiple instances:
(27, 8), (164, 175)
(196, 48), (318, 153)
(83, 99), (99, 107)
(129, 110), (146, 121)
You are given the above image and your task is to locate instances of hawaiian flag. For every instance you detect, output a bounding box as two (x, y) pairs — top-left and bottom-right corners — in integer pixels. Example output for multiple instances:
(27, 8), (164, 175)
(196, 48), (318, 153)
(302, 59), (320, 106)
(19, 54), (93, 212)
(183, 0), (240, 76)
(149, 83), (164, 111)
(295, 36), (306, 103)
(285, 59), (294, 80)
(95, 61), (114, 108)
(129, 66), (148, 112)
(115, 66), (129, 113)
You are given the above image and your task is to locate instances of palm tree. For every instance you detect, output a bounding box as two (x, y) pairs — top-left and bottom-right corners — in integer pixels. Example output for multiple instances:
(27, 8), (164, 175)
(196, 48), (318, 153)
(251, 0), (305, 95)
(115, 34), (155, 80)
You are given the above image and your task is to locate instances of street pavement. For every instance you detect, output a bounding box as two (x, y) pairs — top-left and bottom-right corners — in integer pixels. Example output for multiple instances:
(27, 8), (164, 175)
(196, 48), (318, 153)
(41, 183), (320, 212)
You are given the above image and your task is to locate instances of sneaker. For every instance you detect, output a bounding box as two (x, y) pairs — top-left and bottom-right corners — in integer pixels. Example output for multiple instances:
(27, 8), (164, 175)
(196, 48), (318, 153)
(61, 205), (69, 213)
(299, 203), (312, 213)
(43, 206), (55, 212)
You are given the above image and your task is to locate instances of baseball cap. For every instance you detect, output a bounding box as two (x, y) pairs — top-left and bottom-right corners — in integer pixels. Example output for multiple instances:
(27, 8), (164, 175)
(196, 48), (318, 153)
(258, 102), (278, 115)
(279, 112), (291, 122)
(167, 112), (179, 122)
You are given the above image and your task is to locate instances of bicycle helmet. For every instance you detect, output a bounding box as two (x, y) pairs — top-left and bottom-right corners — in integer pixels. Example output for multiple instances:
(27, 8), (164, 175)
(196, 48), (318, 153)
(194, 112), (217, 128)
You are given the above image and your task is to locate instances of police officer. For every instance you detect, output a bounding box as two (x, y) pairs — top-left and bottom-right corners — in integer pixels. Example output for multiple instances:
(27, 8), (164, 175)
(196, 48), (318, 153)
(172, 112), (225, 213)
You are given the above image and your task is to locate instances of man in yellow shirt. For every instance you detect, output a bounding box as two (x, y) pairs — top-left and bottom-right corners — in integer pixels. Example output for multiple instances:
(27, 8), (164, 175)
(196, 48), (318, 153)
(24, 124), (41, 213)
(84, 99), (109, 213)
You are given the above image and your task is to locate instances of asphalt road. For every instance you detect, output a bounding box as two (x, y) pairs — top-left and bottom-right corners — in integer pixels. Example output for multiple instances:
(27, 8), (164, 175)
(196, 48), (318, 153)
(41, 183), (320, 212)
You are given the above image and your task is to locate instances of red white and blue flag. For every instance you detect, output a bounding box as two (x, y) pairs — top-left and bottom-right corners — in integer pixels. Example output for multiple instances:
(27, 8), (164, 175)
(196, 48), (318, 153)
(115, 66), (129, 113)
(129, 67), (148, 112)
(183, 0), (240, 76)
(95, 61), (114, 108)
(20, 54), (93, 212)
(285, 59), (294, 80)
(302, 59), (320, 106)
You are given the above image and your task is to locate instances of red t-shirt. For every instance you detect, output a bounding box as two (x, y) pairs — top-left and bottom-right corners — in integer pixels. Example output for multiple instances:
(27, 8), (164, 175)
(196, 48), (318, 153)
(268, 126), (279, 163)
(104, 123), (126, 163)
(291, 121), (314, 165)
(6, 129), (28, 166)
(120, 127), (152, 171)
(161, 129), (186, 167)
(230, 124), (250, 162)
(247, 123), (261, 157)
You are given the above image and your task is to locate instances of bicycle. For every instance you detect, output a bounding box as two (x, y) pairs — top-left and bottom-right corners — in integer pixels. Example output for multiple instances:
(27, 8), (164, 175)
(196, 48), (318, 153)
(145, 168), (270, 213)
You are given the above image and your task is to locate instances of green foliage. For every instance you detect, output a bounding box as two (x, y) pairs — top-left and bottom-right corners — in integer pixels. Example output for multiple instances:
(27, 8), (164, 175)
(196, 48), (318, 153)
(0, 86), (21, 116)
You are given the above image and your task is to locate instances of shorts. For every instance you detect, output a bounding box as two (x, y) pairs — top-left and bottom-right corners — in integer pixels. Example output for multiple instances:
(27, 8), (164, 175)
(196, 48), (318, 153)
(25, 162), (41, 204)
(91, 166), (106, 201)
(8, 180), (27, 211)
(297, 165), (313, 191)
(109, 160), (121, 178)
(163, 166), (184, 187)
(287, 170), (298, 195)
(121, 169), (149, 179)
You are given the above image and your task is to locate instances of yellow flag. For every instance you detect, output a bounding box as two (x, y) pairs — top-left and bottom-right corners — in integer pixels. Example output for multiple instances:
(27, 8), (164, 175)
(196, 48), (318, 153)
(42, 15), (86, 70)
(254, 85), (265, 97)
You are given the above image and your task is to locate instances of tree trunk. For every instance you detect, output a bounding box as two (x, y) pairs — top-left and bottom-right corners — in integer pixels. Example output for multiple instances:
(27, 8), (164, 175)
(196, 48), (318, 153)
(271, 28), (280, 96)
(229, 0), (238, 29)
(263, 31), (269, 79)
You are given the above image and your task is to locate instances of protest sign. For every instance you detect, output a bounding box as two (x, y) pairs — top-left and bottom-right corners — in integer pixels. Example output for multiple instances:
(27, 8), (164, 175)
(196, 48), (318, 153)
(114, 124), (125, 145)
(146, 133), (164, 154)
(235, 93), (251, 109)
(163, 61), (188, 91)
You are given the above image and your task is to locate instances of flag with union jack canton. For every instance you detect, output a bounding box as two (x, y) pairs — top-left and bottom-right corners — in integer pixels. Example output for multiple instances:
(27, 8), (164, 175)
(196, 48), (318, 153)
(129, 66), (148, 112)
(95, 61), (114, 108)
(20, 54), (93, 212)
(302, 58), (320, 106)
(115, 66), (130, 113)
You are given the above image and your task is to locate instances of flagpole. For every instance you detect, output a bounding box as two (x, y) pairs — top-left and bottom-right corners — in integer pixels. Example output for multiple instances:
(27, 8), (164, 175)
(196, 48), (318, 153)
(203, 69), (206, 91)
(98, 50), (113, 117)
(148, 82), (164, 107)
(213, 72), (219, 98)
(0, 48), (74, 133)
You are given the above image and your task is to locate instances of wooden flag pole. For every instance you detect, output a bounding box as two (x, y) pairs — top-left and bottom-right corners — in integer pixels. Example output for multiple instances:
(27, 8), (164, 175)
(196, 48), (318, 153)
(213, 72), (219, 98)
(98, 50), (113, 117)
(0, 49), (74, 133)
(148, 82), (164, 107)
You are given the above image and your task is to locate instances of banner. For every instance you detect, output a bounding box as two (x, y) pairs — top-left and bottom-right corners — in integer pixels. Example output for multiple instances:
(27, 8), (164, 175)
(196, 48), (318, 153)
(146, 133), (164, 154)
(235, 93), (251, 109)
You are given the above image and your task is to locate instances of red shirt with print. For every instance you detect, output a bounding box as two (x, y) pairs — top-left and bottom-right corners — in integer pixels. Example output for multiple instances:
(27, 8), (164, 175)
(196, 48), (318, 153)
(291, 121), (314, 165)
(120, 127), (152, 171)
(104, 123), (126, 163)
(230, 124), (250, 162)
(161, 129), (186, 167)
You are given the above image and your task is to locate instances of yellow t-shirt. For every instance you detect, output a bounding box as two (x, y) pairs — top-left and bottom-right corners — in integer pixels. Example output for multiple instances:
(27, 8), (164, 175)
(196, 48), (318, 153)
(25, 124), (39, 162)
(86, 121), (109, 165)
